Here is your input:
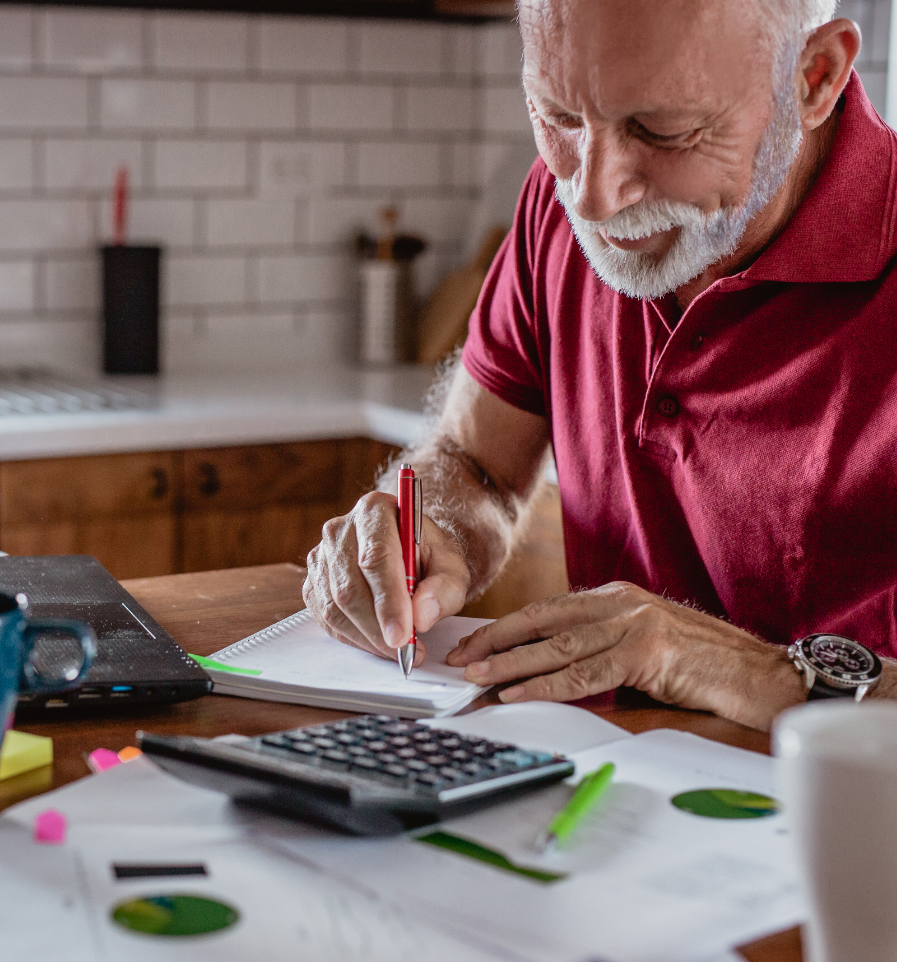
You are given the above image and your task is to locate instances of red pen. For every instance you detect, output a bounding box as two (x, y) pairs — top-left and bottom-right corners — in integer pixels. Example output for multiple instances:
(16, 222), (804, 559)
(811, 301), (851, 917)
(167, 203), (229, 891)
(397, 463), (422, 678)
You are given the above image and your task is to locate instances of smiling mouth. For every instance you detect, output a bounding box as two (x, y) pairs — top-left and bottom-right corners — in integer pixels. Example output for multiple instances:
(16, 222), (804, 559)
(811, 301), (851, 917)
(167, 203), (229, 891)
(600, 226), (678, 253)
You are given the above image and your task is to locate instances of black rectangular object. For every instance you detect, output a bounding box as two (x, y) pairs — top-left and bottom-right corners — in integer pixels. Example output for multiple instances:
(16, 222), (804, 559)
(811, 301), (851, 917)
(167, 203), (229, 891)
(113, 864), (208, 879)
(0, 555), (211, 715)
(139, 714), (574, 836)
(102, 245), (161, 375)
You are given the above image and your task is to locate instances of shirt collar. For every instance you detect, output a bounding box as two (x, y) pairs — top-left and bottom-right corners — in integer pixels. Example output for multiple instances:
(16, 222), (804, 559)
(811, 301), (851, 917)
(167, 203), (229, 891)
(735, 72), (897, 285)
(733, 72), (897, 284)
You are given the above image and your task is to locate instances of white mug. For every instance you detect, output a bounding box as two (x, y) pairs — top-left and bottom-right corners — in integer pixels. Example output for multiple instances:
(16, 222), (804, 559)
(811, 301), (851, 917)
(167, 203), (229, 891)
(773, 701), (897, 962)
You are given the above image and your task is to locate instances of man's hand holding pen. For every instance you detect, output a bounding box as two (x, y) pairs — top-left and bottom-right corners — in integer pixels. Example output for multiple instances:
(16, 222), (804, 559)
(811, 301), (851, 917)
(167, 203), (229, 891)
(302, 488), (470, 668)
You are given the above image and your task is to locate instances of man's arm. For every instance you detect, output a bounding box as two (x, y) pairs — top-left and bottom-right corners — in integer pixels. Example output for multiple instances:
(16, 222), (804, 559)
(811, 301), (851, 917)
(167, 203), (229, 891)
(302, 363), (551, 663)
(446, 584), (897, 732)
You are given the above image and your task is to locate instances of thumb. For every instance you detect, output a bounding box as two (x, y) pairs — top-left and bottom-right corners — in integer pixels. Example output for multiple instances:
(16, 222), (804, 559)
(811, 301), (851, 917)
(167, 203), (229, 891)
(413, 522), (471, 633)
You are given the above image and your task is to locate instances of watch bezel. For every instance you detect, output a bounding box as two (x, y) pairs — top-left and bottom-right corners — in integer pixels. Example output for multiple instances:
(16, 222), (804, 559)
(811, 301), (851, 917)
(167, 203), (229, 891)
(793, 634), (882, 691)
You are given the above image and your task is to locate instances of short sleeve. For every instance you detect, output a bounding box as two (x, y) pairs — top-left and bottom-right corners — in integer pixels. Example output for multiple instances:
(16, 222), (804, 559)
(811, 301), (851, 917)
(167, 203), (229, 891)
(462, 160), (553, 417)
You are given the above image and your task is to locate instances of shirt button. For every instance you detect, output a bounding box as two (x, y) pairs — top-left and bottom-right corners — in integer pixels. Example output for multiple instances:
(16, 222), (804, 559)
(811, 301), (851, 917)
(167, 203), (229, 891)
(689, 333), (706, 350)
(657, 396), (680, 418)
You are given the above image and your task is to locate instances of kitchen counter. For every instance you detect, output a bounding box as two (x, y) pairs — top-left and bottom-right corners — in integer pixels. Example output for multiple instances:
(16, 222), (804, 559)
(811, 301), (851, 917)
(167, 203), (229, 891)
(0, 366), (436, 461)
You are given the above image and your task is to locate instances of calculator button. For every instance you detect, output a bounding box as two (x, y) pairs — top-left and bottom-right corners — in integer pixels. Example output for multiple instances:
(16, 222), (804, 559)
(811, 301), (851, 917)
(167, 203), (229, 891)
(383, 723), (413, 734)
(288, 742), (318, 756)
(383, 764), (410, 778)
(396, 748), (417, 759)
(335, 733), (358, 745)
(439, 768), (465, 781)
(450, 750), (470, 761)
(261, 735), (292, 750)
(440, 737), (462, 749)
(416, 773), (446, 788)
(461, 762), (484, 774)
(406, 760), (430, 772)
(322, 750), (351, 764)
(313, 737), (338, 749)
(388, 736), (411, 747)
(366, 740), (388, 751)
(418, 742), (440, 753)
(347, 745), (371, 757)
(351, 757), (382, 771)
(425, 755), (448, 766)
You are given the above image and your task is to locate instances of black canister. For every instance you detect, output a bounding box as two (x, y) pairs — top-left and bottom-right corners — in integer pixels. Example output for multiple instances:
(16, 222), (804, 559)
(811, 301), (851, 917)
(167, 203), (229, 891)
(102, 245), (161, 375)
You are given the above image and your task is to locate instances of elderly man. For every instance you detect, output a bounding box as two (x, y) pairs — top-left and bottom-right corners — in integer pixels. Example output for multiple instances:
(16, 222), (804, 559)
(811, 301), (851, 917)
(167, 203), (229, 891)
(304, 0), (897, 731)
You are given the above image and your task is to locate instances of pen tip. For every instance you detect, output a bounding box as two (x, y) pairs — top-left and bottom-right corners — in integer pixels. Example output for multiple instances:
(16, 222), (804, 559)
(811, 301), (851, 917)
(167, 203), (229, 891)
(398, 645), (413, 679)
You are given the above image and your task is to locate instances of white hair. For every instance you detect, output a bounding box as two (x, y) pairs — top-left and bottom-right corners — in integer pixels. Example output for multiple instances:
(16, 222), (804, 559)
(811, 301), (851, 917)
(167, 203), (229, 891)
(762, 0), (839, 51)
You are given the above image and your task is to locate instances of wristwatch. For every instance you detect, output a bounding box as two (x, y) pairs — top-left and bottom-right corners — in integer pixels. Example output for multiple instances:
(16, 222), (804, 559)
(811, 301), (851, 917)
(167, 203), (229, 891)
(788, 634), (882, 701)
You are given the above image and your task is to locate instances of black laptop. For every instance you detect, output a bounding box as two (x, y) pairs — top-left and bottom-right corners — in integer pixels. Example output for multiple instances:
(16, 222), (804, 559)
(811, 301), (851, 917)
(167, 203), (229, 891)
(0, 556), (211, 715)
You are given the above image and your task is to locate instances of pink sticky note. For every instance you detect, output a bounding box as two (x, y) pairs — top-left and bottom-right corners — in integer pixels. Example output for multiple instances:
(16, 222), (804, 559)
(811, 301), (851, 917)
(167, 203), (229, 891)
(34, 809), (66, 845)
(87, 748), (122, 775)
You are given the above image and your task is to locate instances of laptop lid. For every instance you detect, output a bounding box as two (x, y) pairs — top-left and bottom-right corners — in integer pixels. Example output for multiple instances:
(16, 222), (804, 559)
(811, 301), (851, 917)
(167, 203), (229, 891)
(0, 556), (210, 714)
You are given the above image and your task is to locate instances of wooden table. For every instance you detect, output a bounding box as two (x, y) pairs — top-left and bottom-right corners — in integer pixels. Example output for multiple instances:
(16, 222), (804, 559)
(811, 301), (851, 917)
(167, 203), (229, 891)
(1, 563), (802, 962)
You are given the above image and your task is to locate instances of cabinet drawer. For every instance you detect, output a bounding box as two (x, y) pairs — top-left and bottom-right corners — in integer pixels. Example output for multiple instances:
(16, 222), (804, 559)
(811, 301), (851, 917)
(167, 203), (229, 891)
(0, 451), (177, 526)
(181, 501), (339, 573)
(182, 441), (340, 511)
(1, 516), (177, 581)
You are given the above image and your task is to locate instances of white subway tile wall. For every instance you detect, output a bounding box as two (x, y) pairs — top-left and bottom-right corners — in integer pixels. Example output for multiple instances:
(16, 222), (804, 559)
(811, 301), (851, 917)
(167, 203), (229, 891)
(0, 5), (888, 374)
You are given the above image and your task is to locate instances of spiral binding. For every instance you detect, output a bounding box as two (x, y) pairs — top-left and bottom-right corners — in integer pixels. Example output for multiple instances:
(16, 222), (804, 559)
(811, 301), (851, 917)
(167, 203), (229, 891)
(212, 608), (314, 662)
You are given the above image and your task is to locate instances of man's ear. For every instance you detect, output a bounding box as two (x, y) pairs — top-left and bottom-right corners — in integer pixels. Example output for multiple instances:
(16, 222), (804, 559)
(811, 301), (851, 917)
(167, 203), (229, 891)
(798, 18), (861, 129)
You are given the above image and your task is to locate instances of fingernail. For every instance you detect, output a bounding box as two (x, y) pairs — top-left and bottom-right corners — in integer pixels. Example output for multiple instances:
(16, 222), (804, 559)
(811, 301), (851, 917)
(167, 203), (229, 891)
(499, 685), (525, 703)
(457, 635), (470, 647)
(419, 597), (440, 631)
(384, 620), (405, 648)
(466, 660), (490, 680)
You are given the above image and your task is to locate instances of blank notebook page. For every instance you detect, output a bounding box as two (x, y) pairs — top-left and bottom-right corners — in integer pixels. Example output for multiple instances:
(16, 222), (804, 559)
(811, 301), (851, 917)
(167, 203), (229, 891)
(206, 611), (493, 717)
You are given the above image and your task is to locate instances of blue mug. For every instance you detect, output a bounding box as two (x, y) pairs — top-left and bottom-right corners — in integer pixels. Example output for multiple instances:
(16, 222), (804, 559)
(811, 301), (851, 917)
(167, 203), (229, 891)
(0, 591), (96, 737)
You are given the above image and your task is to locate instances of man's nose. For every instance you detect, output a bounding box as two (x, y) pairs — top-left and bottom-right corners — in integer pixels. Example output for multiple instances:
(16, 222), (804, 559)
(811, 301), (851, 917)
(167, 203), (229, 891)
(570, 128), (646, 222)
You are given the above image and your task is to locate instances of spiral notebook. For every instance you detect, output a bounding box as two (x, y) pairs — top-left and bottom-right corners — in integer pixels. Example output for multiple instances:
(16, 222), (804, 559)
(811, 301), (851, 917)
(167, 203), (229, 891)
(200, 611), (493, 718)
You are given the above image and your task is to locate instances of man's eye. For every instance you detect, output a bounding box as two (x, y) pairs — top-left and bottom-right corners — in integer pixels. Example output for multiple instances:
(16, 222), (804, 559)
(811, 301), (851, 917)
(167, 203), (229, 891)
(631, 121), (698, 146)
(528, 100), (581, 130)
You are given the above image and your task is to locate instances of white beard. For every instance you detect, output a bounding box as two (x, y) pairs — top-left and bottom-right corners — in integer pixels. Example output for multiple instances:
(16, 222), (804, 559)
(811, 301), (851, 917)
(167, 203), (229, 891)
(554, 60), (804, 300)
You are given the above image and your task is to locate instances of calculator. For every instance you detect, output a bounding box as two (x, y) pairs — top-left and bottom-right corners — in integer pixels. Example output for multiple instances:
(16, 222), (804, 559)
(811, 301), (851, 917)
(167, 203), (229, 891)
(138, 714), (575, 836)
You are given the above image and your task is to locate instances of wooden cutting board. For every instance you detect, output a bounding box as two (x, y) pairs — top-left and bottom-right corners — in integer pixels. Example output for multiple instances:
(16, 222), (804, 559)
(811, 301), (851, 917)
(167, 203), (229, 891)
(416, 226), (507, 365)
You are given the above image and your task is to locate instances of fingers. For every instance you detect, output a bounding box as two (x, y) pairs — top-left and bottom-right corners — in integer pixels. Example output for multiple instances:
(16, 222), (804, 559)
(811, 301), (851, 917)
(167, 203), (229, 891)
(412, 517), (471, 633)
(303, 493), (475, 666)
(447, 583), (644, 666)
(461, 623), (620, 686)
(353, 493), (415, 650)
(304, 544), (384, 657)
(497, 651), (627, 704)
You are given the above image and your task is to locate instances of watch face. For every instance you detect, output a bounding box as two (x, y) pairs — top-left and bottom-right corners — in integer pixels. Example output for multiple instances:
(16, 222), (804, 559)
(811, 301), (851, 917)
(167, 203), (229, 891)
(804, 635), (880, 683)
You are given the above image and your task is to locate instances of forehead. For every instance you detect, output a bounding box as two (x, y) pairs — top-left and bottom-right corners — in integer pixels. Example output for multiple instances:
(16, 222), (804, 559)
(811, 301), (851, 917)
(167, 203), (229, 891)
(520, 0), (773, 116)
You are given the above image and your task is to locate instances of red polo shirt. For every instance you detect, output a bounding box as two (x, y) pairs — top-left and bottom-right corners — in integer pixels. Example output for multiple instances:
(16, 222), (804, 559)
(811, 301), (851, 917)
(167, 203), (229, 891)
(462, 73), (897, 657)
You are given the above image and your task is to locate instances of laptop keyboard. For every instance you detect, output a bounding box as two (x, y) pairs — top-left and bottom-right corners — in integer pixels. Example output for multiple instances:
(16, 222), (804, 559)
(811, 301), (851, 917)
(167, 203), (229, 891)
(257, 714), (560, 795)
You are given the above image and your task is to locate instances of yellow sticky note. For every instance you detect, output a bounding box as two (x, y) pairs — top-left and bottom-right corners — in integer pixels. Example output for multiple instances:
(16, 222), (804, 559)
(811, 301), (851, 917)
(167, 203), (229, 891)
(0, 730), (53, 780)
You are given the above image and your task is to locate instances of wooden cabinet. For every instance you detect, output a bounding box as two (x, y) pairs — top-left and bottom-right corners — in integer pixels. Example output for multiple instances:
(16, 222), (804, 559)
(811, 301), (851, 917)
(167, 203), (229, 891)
(0, 439), (400, 581)
(0, 437), (563, 618)
(180, 441), (343, 573)
(0, 452), (178, 579)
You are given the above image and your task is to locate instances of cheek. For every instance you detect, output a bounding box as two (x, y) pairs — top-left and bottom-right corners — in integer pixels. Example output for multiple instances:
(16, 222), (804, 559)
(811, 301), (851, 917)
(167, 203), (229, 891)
(640, 140), (757, 211)
(531, 120), (580, 181)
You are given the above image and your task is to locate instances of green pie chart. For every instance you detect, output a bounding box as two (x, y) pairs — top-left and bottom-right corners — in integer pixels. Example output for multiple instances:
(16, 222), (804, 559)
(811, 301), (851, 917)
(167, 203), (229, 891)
(671, 788), (779, 819)
(111, 894), (239, 937)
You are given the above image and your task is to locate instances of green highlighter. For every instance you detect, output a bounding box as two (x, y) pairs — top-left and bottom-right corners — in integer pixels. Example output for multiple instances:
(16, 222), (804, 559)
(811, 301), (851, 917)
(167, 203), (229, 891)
(539, 762), (615, 853)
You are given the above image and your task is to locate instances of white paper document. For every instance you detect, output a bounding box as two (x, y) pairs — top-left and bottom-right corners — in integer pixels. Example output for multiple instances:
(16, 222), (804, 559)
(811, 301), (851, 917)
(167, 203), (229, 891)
(1, 708), (799, 962)
(205, 611), (492, 717)
(0, 822), (505, 962)
(279, 729), (804, 962)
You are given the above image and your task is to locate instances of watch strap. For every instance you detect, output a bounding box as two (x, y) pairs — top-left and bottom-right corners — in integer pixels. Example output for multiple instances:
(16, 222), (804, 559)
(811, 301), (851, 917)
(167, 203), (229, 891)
(807, 681), (845, 701)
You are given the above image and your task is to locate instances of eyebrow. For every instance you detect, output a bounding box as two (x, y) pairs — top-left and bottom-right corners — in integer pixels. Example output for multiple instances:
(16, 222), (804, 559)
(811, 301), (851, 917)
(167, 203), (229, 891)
(524, 83), (713, 125)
